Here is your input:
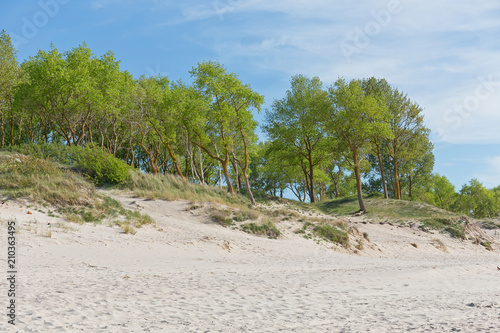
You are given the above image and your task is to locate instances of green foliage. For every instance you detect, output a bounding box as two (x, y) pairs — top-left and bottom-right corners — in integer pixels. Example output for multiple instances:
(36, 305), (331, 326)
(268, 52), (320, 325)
(456, 179), (497, 218)
(421, 174), (457, 210)
(241, 219), (281, 239)
(263, 75), (331, 203)
(6, 143), (132, 185)
(327, 78), (393, 211)
(0, 32), (497, 222)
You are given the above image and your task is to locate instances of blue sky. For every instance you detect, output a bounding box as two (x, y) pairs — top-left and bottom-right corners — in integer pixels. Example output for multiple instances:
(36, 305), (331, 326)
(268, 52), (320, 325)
(1, 0), (500, 190)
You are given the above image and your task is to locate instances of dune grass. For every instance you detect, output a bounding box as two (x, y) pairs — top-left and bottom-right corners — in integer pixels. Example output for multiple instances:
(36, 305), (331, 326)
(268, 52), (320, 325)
(124, 170), (251, 209)
(0, 152), (96, 206)
(241, 219), (281, 239)
(314, 196), (457, 220)
(0, 152), (154, 232)
(309, 196), (471, 239)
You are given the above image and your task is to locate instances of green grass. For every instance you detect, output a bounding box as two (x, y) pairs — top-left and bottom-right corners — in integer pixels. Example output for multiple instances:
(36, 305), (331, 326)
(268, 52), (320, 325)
(419, 217), (466, 239)
(241, 219), (281, 239)
(314, 197), (457, 220)
(480, 220), (500, 230)
(309, 196), (470, 241)
(210, 208), (234, 227)
(233, 209), (260, 222)
(311, 223), (349, 247)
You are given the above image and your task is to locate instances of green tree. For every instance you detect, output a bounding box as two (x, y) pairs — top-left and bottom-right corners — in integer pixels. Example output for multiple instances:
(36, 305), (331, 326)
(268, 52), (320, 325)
(423, 174), (457, 210)
(189, 61), (263, 203)
(386, 91), (428, 199)
(0, 30), (24, 147)
(327, 78), (392, 212)
(264, 75), (330, 202)
(457, 179), (496, 218)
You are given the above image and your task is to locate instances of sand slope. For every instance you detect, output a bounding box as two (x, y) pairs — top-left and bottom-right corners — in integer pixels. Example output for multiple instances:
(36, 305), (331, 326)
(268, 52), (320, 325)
(0, 193), (499, 332)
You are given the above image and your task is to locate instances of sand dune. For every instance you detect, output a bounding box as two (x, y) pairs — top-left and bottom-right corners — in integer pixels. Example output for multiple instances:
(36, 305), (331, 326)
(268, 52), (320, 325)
(0, 193), (499, 332)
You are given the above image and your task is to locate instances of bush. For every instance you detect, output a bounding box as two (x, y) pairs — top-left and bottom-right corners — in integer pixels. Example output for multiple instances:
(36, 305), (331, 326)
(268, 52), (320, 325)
(6, 143), (132, 186)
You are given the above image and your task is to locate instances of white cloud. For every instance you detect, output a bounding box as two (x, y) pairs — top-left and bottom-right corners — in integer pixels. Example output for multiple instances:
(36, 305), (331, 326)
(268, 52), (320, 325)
(474, 156), (500, 188)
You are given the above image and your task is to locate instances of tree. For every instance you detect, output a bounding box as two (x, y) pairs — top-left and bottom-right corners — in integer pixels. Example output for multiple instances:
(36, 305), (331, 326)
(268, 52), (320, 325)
(423, 174), (457, 211)
(264, 75), (330, 202)
(327, 78), (392, 212)
(16, 43), (129, 147)
(457, 179), (496, 218)
(189, 61), (263, 202)
(0, 30), (24, 148)
(360, 77), (393, 198)
(398, 129), (434, 199)
(386, 90), (428, 199)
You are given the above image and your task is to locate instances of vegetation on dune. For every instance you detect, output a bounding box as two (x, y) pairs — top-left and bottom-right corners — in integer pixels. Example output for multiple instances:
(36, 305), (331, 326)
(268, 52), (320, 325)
(5, 143), (132, 185)
(0, 28), (499, 239)
(241, 219), (281, 239)
(314, 196), (456, 220)
(312, 223), (349, 247)
(125, 170), (251, 208)
(0, 152), (95, 206)
(0, 151), (154, 234)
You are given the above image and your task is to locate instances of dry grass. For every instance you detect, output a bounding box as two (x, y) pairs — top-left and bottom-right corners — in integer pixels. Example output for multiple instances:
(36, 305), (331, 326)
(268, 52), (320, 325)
(125, 171), (251, 209)
(0, 153), (95, 207)
(431, 238), (448, 252)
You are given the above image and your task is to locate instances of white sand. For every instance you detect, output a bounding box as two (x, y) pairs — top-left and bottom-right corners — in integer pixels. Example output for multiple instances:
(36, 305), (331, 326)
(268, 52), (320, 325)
(0, 193), (499, 332)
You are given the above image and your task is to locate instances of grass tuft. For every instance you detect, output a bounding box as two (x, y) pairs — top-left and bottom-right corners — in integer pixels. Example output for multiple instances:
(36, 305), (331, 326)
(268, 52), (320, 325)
(241, 219), (281, 239)
(124, 171), (251, 208)
(312, 223), (349, 247)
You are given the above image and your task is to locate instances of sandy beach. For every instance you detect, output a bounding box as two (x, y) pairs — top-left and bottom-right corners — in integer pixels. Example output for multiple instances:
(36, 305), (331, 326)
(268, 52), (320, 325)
(1, 193), (499, 332)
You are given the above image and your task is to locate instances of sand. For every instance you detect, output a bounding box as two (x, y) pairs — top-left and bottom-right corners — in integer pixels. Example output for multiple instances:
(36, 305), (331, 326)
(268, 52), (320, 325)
(0, 192), (499, 332)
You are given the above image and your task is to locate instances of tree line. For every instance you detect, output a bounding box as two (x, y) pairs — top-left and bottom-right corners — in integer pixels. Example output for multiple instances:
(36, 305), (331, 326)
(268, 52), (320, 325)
(0, 30), (498, 217)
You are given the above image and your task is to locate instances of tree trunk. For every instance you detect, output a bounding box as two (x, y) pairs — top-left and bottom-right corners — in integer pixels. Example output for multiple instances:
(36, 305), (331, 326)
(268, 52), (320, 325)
(308, 153), (316, 203)
(394, 159), (401, 200)
(242, 167), (256, 205)
(376, 144), (388, 199)
(222, 159), (234, 194)
(408, 176), (413, 199)
(353, 149), (366, 212)
(230, 157), (240, 192)
(1, 113), (4, 148)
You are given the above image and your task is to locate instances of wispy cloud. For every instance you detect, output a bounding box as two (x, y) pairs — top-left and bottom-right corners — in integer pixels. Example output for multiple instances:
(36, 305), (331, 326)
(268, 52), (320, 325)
(474, 156), (500, 188)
